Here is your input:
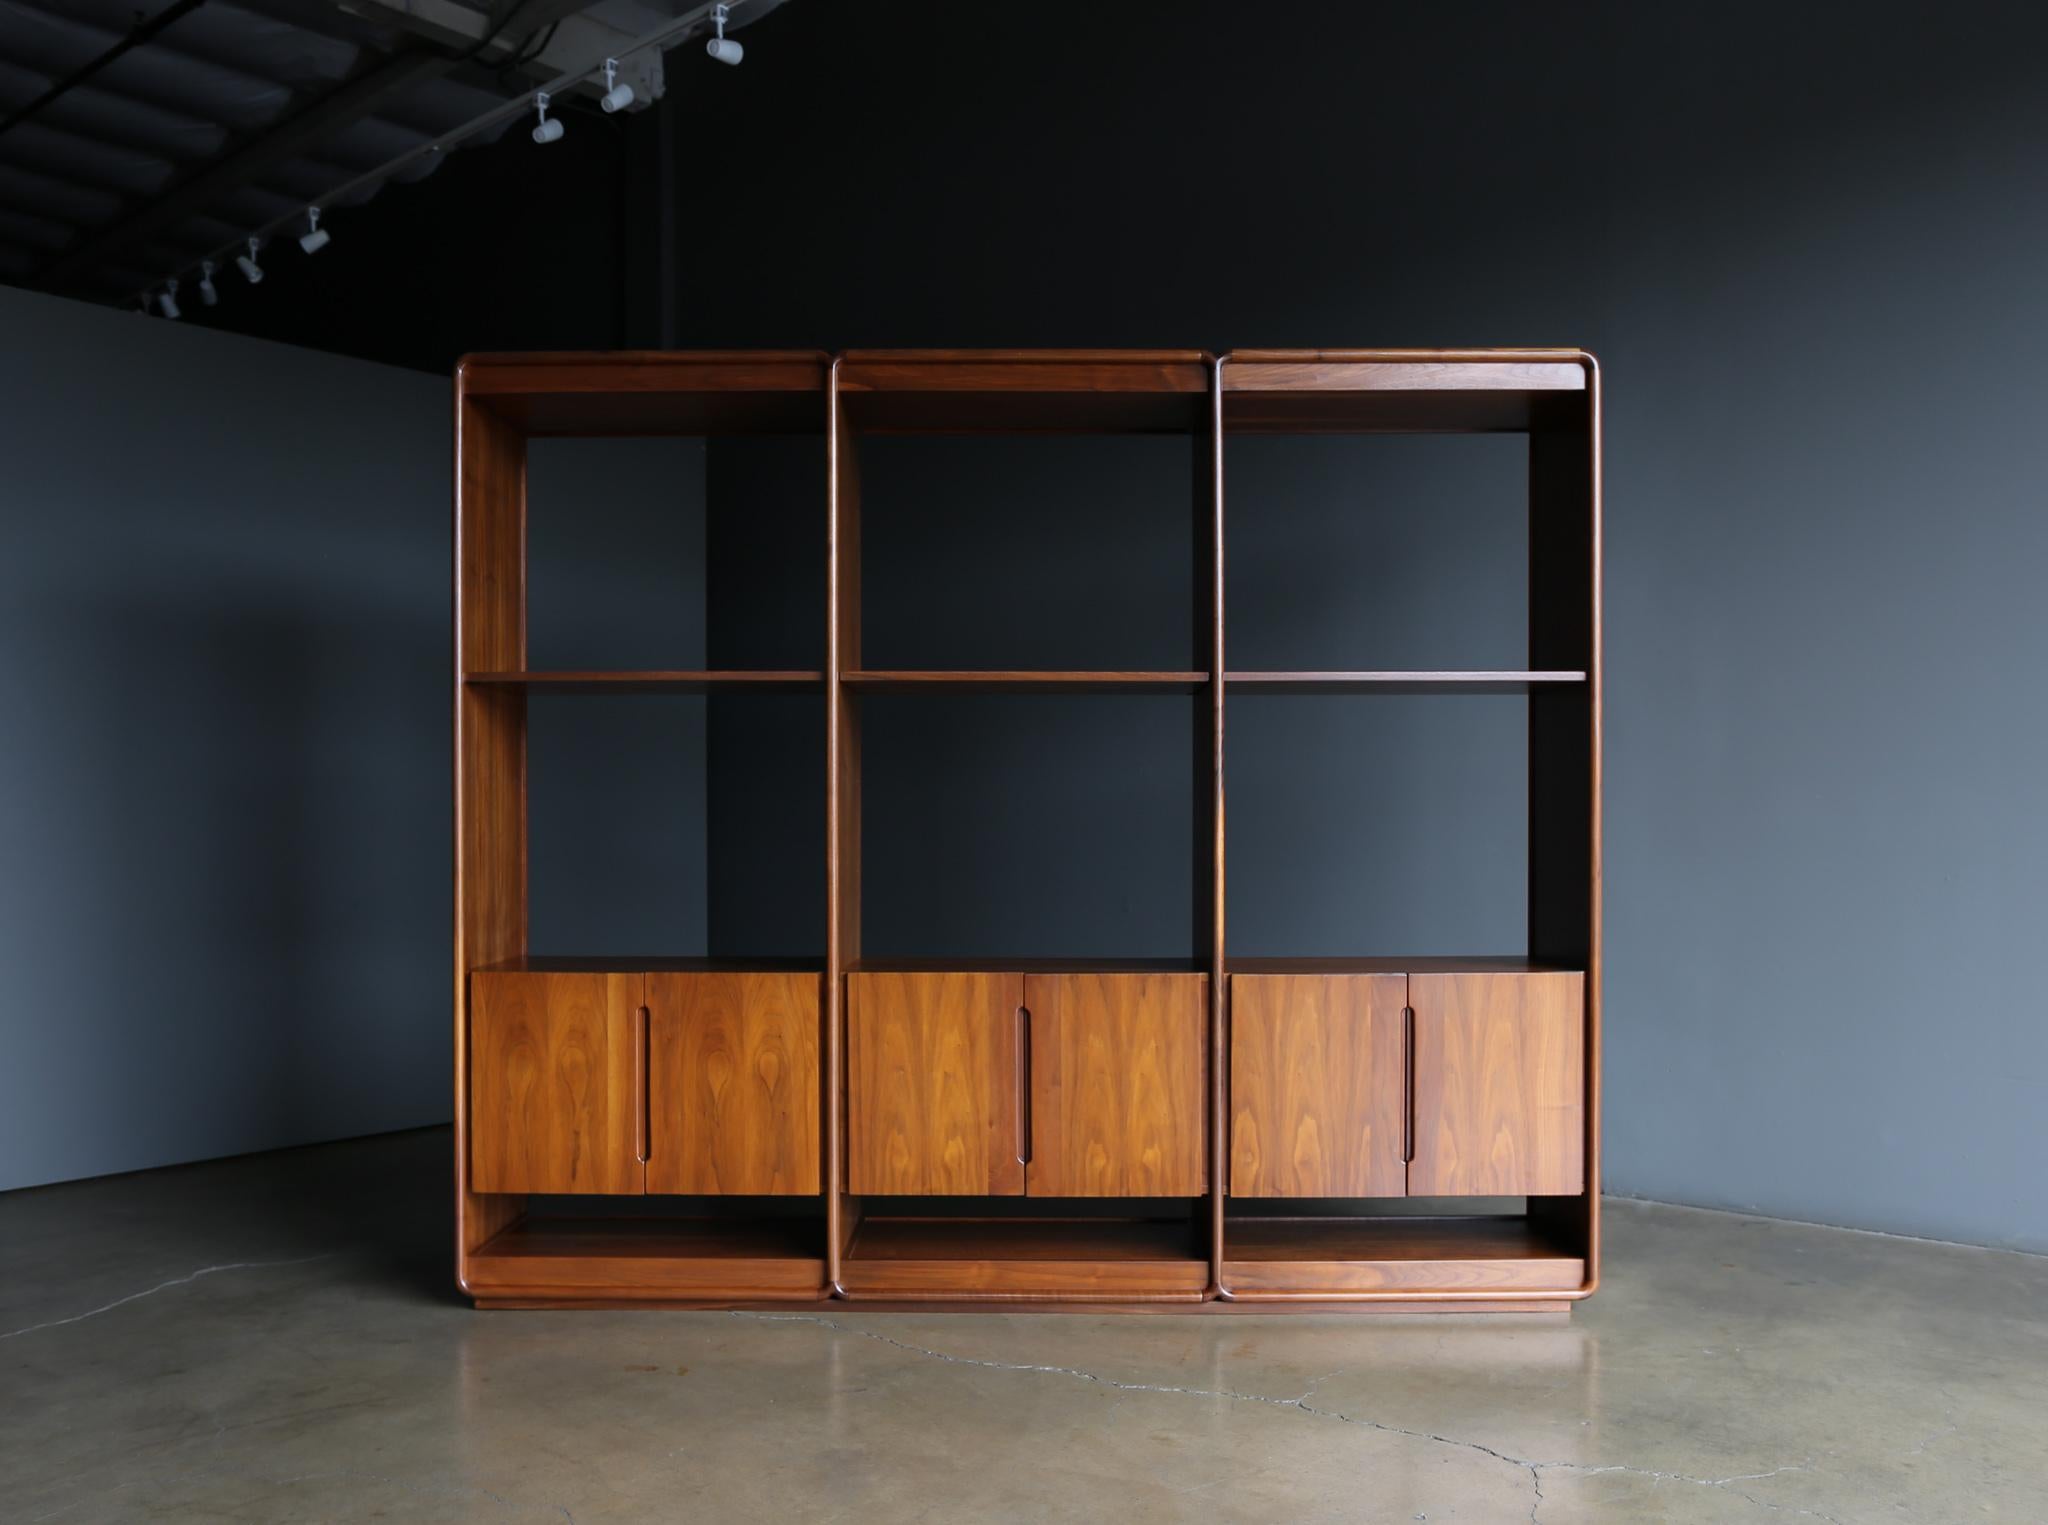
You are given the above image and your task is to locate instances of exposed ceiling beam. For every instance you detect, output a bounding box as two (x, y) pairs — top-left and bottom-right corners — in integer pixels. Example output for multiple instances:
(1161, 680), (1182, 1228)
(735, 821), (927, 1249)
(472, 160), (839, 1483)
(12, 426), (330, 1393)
(0, 0), (211, 144)
(28, 0), (605, 295)
(338, 0), (670, 105)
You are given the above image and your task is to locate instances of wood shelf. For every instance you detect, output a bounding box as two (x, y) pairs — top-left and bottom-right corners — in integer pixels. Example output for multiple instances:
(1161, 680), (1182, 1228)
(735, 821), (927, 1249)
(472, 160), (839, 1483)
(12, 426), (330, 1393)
(1227, 671), (1586, 694)
(1224, 1216), (1585, 1297)
(847, 956), (1206, 974)
(472, 955), (825, 975)
(842, 1217), (1208, 1300)
(1222, 350), (1593, 433)
(466, 670), (824, 694)
(466, 1218), (825, 1301)
(1226, 956), (1580, 975)
(836, 349), (1211, 433)
(842, 670), (1208, 694)
(458, 351), (829, 436)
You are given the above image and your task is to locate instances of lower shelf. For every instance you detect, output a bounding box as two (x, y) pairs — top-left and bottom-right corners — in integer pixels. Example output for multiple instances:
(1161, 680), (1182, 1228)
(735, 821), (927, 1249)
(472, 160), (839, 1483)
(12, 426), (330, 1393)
(1224, 1216), (1585, 1298)
(842, 1216), (1209, 1301)
(462, 1214), (1587, 1307)
(465, 1218), (825, 1301)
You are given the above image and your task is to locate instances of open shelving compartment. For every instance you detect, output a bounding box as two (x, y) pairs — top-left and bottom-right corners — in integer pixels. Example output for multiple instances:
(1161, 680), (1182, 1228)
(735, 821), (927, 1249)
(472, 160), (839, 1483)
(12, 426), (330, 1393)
(1215, 349), (1601, 1308)
(827, 351), (1223, 1300)
(455, 351), (833, 1305)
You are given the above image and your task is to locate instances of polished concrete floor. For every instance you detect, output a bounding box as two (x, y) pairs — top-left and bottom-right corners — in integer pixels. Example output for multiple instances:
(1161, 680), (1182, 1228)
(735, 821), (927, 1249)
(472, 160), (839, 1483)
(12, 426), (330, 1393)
(2, 1130), (2041, 1523)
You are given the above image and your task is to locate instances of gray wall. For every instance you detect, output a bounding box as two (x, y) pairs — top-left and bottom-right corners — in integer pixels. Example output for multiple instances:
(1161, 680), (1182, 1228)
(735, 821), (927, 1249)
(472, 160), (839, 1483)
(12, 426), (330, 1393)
(527, 438), (708, 958)
(685, 0), (2048, 1250)
(0, 287), (704, 1189)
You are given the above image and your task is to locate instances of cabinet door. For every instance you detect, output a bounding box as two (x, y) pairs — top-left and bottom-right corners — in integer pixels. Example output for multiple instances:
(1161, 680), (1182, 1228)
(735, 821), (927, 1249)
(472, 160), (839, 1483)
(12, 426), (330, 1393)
(1409, 972), (1584, 1196)
(1025, 973), (1207, 1197)
(847, 971), (1025, 1195)
(1230, 974), (1407, 1198)
(470, 971), (645, 1195)
(647, 971), (820, 1196)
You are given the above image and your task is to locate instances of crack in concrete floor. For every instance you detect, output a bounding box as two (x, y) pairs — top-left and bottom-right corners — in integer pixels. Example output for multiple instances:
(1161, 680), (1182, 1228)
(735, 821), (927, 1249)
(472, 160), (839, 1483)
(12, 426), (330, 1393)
(734, 1311), (1844, 1525)
(0, 1254), (332, 1343)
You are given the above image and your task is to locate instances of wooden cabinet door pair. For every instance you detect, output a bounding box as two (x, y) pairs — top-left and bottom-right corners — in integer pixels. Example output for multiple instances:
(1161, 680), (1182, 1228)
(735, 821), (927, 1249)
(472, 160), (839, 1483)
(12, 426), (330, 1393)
(846, 971), (1207, 1196)
(1230, 972), (1583, 1198)
(469, 970), (820, 1196)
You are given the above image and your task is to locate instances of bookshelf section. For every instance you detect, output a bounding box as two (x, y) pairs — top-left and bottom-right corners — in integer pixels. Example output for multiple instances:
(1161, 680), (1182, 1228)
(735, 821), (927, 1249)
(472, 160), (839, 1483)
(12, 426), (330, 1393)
(455, 347), (1598, 1311)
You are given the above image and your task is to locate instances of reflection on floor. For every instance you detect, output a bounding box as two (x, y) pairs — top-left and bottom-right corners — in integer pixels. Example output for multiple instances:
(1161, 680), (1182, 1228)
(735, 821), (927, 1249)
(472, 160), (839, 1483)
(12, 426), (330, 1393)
(1, 1128), (2040, 1522)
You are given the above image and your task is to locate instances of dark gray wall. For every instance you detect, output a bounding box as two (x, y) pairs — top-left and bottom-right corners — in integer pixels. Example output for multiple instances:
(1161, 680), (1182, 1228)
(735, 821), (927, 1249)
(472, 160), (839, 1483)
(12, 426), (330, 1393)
(687, 1), (2048, 1250)
(527, 439), (708, 958)
(0, 286), (450, 1189)
(0, 288), (705, 1189)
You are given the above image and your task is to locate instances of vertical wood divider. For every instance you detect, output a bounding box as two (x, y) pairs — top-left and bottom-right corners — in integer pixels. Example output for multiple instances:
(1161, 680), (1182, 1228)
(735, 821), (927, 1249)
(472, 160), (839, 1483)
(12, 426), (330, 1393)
(453, 371), (530, 1286)
(1206, 356), (1228, 1298)
(1527, 354), (1602, 1296)
(826, 359), (863, 1295)
(1584, 359), (1603, 1291)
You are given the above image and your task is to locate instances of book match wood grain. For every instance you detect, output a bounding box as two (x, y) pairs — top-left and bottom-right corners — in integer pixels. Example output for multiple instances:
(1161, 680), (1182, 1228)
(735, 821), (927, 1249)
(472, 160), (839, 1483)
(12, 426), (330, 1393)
(646, 972), (821, 1196)
(1230, 974), (1408, 1198)
(1025, 973), (1208, 1198)
(1409, 973), (1585, 1197)
(846, 972), (1026, 1196)
(469, 972), (644, 1196)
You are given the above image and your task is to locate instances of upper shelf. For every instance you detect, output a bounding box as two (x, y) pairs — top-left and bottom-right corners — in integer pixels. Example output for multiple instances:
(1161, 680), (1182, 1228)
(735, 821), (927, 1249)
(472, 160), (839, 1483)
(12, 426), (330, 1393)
(843, 670), (1208, 694)
(1226, 955), (1581, 975)
(1228, 671), (1587, 694)
(836, 349), (1211, 434)
(457, 351), (830, 436)
(466, 670), (824, 694)
(452, 348), (1596, 436)
(1222, 349), (1595, 433)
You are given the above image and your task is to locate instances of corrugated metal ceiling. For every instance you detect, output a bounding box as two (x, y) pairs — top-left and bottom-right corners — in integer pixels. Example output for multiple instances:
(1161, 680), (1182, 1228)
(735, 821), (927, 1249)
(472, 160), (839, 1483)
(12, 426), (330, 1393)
(0, 0), (764, 305)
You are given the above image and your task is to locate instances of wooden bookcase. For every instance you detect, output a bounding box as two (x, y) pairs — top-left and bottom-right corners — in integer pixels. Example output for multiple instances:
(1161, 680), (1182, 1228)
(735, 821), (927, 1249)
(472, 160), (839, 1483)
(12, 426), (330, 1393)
(454, 347), (1600, 1312)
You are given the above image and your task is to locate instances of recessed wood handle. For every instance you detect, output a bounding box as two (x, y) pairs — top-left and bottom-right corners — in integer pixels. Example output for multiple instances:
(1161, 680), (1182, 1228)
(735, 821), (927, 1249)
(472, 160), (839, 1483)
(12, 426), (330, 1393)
(1017, 1005), (1032, 1166)
(635, 1004), (651, 1164)
(1401, 1005), (1415, 1164)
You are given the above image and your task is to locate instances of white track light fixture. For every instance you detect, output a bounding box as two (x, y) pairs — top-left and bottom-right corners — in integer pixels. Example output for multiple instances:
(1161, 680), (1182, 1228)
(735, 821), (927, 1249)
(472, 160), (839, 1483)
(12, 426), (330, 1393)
(600, 57), (635, 113)
(531, 91), (564, 143)
(236, 236), (264, 284)
(157, 279), (182, 320)
(298, 206), (330, 254)
(197, 259), (218, 306)
(706, 4), (742, 64)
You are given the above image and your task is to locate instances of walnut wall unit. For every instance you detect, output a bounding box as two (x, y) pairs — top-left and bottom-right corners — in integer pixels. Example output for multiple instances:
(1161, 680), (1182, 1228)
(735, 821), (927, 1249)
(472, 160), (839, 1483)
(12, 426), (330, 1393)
(454, 348), (1601, 1311)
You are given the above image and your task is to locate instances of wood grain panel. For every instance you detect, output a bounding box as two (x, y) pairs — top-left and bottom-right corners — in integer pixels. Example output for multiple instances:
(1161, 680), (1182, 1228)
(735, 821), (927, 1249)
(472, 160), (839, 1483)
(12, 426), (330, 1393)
(1218, 352), (1594, 433)
(470, 972), (644, 1195)
(1225, 1216), (1583, 1295)
(458, 351), (829, 436)
(453, 391), (528, 1263)
(836, 351), (1210, 432)
(1226, 670), (1584, 693)
(841, 1217), (1206, 1298)
(1528, 376), (1602, 1284)
(1227, 1256), (1583, 1295)
(846, 972), (1024, 1196)
(647, 972), (820, 1195)
(1410, 973), (1584, 1196)
(1199, 360), (1225, 1290)
(827, 363), (863, 1281)
(465, 670), (824, 693)
(467, 1219), (823, 1299)
(1025, 973), (1207, 1197)
(840, 670), (1207, 693)
(1230, 975), (1407, 1198)
(1223, 359), (1587, 393)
